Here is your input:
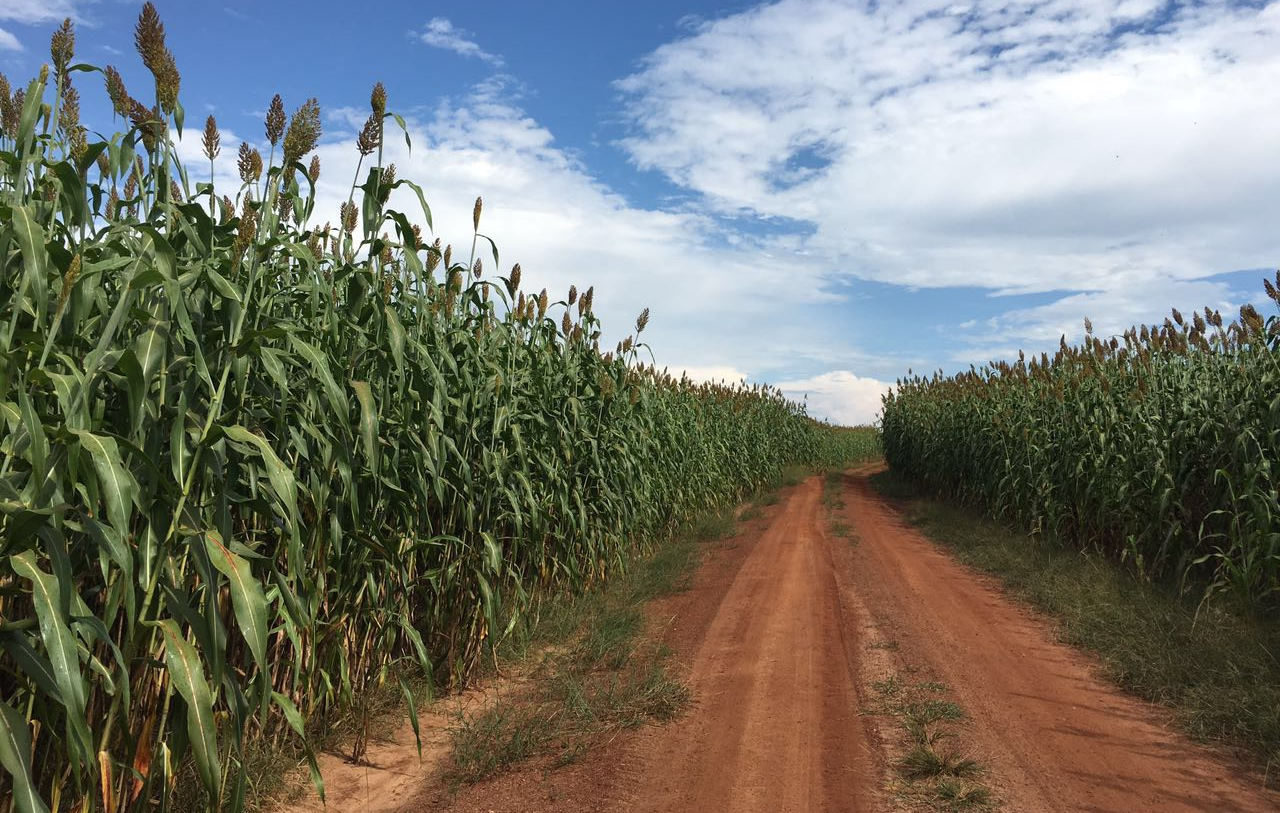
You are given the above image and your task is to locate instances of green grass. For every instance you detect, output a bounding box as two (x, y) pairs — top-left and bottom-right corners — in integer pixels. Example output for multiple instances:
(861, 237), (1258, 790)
(869, 671), (993, 810)
(780, 464), (811, 487)
(443, 501), (733, 785)
(870, 469), (1280, 781)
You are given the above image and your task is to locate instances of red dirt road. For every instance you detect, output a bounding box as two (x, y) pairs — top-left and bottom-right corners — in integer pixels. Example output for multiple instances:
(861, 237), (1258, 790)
(281, 471), (1278, 812)
(838, 468), (1277, 812)
(615, 473), (880, 812)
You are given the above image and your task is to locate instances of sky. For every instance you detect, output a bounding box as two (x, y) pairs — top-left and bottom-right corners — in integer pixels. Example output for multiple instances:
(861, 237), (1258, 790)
(2, 0), (1277, 425)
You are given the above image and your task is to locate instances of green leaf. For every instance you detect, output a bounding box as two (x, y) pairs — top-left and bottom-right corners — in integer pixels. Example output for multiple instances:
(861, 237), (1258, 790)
(9, 551), (92, 768)
(224, 425), (299, 522)
(351, 380), (380, 471)
(202, 530), (269, 681)
(272, 692), (325, 801)
(0, 701), (50, 813)
(133, 316), (169, 387)
(9, 203), (49, 318)
(288, 336), (348, 420)
(384, 307), (406, 374)
(399, 676), (423, 759)
(155, 619), (221, 804)
(70, 430), (137, 538)
(206, 268), (243, 302)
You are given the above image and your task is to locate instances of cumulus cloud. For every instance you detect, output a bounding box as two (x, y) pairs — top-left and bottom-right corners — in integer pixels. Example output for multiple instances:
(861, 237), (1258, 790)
(416, 17), (503, 66)
(617, 0), (1280, 345)
(776, 371), (891, 426)
(0, 27), (21, 51)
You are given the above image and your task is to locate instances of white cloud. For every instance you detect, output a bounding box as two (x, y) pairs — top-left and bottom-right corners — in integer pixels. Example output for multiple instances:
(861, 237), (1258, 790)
(0, 26), (21, 51)
(416, 17), (503, 66)
(616, 0), (1280, 344)
(776, 371), (891, 426)
(0, 0), (79, 25)
(673, 365), (751, 384)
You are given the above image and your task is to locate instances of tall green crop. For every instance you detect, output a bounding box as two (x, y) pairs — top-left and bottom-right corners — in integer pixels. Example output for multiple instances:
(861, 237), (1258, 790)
(0, 9), (873, 810)
(882, 287), (1280, 610)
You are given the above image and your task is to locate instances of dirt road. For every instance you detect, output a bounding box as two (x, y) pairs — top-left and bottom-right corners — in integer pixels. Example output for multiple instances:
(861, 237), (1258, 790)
(283, 470), (1278, 811)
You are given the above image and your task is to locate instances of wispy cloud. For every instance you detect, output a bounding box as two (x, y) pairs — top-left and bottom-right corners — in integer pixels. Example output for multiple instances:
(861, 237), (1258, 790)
(0, 26), (21, 52)
(0, 0), (80, 25)
(415, 17), (503, 66)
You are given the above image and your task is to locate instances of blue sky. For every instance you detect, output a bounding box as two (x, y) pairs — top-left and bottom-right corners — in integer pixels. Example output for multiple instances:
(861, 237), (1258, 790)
(3, 0), (1277, 423)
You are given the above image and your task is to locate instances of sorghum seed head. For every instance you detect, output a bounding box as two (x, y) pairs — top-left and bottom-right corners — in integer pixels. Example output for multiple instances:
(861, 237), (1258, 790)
(134, 4), (166, 70)
(128, 99), (159, 152)
(538, 288), (548, 318)
(340, 200), (357, 232)
(57, 253), (81, 311)
(3, 89), (22, 139)
(106, 188), (119, 219)
(169, 179), (182, 201)
(370, 82), (387, 117)
(202, 115), (220, 161)
(104, 66), (130, 118)
(443, 244), (452, 268)
(95, 152), (109, 177)
(58, 83), (79, 133)
(123, 172), (137, 199)
(308, 155), (320, 183)
(219, 195), (233, 221)
(237, 142), (262, 183)
(506, 263), (521, 297)
(472, 257), (482, 278)
(473, 196), (482, 231)
(356, 113), (380, 156)
(561, 312), (571, 335)
(50, 19), (75, 74)
(636, 307), (649, 333)
(265, 94), (285, 146)
(427, 238), (441, 272)
(282, 97), (321, 165)
(133, 5), (180, 115)
(568, 285), (577, 305)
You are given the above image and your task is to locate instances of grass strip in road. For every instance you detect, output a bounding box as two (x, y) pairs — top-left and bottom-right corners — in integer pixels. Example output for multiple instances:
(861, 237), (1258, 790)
(869, 674), (993, 810)
(869, 469), (1280, 785)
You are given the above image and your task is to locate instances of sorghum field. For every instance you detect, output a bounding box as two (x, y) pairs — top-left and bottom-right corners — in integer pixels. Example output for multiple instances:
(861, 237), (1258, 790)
(882, 285), (1280, 609)
(0, 9), (877, 811)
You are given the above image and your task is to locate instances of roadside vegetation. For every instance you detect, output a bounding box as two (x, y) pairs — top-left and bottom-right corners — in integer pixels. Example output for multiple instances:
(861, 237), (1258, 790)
(443, 503), (741, 787)
(871, 470), (1280, 782)
(0, 9), (876, 811)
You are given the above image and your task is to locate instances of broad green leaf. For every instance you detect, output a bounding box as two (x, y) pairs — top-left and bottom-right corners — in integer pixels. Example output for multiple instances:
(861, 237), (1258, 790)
(224, 425), (298, 521)
(9, 552), (92, 767)
(70, 430), (137, 538)
(351, 380), (380, 471)
(0, 701), (50, 813)
(202, 530), (269, 680)
(155, 619), (221, 803)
